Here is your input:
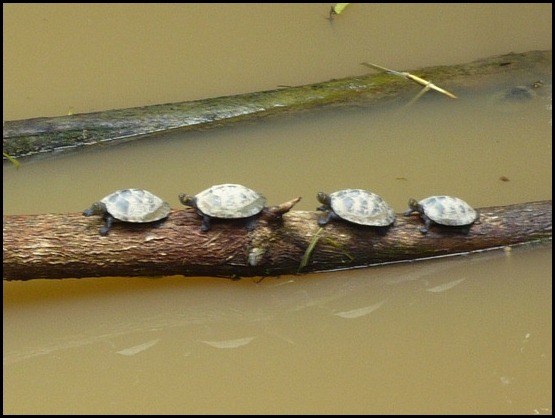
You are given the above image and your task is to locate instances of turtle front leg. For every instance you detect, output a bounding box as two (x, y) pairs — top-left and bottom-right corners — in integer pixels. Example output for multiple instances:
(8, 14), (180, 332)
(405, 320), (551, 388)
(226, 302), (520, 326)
(318, 210), (336, 226)
(200, 214), (211, 232)
(100, 214), (115, 236)
(419, 215), (432, 234)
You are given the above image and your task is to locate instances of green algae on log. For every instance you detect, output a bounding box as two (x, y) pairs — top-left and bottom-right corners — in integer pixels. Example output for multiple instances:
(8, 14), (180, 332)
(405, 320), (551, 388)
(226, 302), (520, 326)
(3, 50), (551, 161)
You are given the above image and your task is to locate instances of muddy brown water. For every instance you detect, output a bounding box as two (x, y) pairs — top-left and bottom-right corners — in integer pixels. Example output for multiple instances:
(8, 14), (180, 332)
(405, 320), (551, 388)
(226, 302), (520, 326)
(3, 4), (552, 414)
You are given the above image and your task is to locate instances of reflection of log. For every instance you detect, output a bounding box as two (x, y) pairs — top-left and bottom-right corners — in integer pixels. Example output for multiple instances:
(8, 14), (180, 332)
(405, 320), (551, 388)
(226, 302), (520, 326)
(3, 200), (551, 281)
(3, 50), (551, 161)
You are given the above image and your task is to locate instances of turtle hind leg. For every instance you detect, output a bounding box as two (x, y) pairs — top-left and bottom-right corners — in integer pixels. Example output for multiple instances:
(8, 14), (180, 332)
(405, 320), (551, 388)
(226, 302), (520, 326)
(245, 216), (259, 231)
(375, 225), (391, 236)
(100, 215), (115, 236)
(460, 225), (472, 235)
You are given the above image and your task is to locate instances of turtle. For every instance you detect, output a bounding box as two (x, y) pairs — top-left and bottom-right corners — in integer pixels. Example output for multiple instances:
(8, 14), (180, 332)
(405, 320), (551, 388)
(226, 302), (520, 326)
(83, 189), (171, 236)
(488, 80), (548, 114)
(403, 195), (480, 234)
(179, 184), (267, 232)
(316, 189), (396, 233)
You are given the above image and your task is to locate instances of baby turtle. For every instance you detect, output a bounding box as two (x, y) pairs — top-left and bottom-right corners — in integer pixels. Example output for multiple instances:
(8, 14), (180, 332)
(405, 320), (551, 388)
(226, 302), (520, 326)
(179, 184), (267, 232)
(404, 195), (479, 234)
(316, 189), (396, 232)
(83, 189), (170, 236)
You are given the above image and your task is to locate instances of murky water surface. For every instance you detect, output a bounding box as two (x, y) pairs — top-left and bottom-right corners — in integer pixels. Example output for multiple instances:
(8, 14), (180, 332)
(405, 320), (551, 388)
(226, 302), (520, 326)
(3, 4), (552, 414)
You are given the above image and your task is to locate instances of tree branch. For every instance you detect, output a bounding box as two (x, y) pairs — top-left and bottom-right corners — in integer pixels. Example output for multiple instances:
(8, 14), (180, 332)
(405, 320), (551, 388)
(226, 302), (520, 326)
(3, 200), (551, 281)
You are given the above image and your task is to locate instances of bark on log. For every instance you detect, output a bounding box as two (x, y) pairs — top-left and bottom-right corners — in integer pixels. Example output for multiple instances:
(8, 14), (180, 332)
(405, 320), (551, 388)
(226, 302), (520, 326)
(3, 200), (551, 281)
(3, 50), (551, 162)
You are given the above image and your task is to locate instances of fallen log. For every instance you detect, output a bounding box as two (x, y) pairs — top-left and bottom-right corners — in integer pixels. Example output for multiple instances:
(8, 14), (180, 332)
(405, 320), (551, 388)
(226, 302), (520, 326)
(3, 50), (551, 162)
(3, 200), (551, 281)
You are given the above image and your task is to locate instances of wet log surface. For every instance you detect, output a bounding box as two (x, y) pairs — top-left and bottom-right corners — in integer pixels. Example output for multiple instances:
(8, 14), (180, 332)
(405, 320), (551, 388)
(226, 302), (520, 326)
(3, 200), (552, 281)
(3, 50), (552, 162)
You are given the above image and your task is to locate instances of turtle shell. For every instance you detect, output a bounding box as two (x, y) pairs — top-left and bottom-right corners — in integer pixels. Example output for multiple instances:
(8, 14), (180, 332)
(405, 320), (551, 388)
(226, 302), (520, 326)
(328, 189), (395, 226)
(194, 184), (266, 219)
(417, 196), (478, 226)
(102, 189), (170, 222)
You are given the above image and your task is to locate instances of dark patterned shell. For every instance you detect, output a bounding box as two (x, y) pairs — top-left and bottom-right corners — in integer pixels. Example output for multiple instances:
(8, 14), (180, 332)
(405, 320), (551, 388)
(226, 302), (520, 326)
(195, 184), (266, 219)
(329, 189), (395, 226)
(418, 196), (478, 226)
(102, 189), (170, 222)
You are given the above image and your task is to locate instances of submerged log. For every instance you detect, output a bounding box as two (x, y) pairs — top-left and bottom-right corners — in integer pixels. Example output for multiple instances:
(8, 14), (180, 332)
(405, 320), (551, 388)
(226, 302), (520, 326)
(2, 200), (551, 281)
(3, 50), (551, 161)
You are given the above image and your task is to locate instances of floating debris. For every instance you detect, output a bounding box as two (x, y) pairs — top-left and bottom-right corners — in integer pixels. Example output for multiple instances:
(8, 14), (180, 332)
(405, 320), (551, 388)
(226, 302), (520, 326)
(361, 62), (457, 103)
(327, 3), (351, 21)
(3, 152), (20, 168)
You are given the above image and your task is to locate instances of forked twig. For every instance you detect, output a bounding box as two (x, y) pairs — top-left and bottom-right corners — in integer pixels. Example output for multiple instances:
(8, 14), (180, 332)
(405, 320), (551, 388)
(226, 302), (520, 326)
(362, 62), (457, 100)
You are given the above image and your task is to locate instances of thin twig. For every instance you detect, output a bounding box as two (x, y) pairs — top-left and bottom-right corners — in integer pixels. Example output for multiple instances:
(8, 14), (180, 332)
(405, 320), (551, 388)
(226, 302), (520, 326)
(361, 62), (457, 99)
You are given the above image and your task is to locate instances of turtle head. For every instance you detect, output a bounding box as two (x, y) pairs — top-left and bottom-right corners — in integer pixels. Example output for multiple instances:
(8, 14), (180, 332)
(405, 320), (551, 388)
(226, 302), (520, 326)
(407, 198), (419, 210)
(178, 193), (197, 208)
(83, 201), (107, 217)
(316, 192), (331, 206)
(403, 198), (421, 217)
